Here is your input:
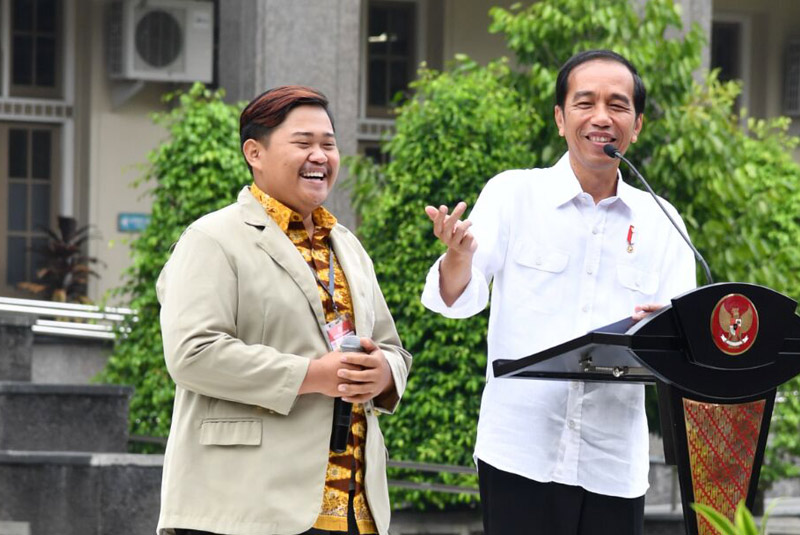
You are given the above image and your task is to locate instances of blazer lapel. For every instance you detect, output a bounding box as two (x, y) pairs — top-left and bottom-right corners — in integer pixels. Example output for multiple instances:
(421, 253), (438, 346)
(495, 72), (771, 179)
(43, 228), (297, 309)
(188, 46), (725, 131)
(237, 187), (327, 330)
(331, 227), (369, 336)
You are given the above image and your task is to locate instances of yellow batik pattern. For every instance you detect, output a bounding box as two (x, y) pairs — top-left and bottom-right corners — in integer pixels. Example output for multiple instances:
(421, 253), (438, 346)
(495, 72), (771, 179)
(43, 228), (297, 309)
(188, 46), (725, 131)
(250, 184), (377, 534)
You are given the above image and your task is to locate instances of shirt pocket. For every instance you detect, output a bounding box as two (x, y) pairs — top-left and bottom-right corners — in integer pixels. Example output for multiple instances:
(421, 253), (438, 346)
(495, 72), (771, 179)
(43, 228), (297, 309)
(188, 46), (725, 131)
(199, 417), (262, 446)
(616, 263), (660, 296)
(511, 242), (569, 312)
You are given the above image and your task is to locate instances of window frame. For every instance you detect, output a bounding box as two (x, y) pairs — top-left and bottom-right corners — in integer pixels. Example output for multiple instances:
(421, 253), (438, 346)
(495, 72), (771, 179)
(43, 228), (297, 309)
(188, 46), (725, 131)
(0, 121), (62, 297)
(711, 12), (752, 116)
(0, 0), (74, 298)
(360, 0), (427, 119)
(7, 0), (65, 99)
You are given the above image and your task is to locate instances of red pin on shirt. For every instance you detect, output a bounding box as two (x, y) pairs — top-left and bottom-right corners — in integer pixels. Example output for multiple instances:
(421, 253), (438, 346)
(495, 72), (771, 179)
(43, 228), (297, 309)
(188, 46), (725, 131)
(627, 225), (635, 253)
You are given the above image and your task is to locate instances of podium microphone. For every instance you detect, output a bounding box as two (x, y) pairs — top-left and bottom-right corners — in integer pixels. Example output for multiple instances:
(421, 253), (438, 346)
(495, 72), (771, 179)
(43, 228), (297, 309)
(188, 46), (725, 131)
(603, 144), (713, 286)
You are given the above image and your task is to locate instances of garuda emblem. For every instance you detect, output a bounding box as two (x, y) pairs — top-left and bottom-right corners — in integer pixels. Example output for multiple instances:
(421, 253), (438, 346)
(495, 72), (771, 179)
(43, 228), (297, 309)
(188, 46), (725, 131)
(710, 294), (759, 356)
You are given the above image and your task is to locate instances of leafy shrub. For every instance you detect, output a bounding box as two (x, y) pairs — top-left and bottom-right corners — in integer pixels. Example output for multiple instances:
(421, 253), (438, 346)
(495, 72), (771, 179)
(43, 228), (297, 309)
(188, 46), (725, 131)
(17, 216), (102, 303)
(101, 0), (800, 509)
(693, 500), (772, 535)
(348, 58), (542, 508)
(350, 0), (800, 509)
(96, 84), (249, 444)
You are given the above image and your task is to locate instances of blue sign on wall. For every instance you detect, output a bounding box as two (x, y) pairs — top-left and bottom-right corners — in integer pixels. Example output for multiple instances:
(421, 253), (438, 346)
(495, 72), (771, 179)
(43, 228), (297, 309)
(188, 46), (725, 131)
(118, 213), (151, 233)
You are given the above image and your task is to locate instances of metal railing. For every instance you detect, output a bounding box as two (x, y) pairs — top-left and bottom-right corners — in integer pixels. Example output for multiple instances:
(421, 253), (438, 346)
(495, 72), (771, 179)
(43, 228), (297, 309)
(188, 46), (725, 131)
(386, 459), (478, 494)
(129, 434), (479, 494)
(357, 117), (396, 142)
(128, 433), (681, 500)
(0, 297), (137, 340)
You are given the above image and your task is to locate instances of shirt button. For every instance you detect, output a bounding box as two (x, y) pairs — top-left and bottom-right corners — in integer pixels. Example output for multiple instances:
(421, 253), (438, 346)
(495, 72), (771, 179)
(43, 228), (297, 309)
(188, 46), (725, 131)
(535, 257), (543, 266)
(582, 305), (589, 313)
(587, 267), (594, 275)
(592, 227), (599, 235)
(568, 420), (576, 429)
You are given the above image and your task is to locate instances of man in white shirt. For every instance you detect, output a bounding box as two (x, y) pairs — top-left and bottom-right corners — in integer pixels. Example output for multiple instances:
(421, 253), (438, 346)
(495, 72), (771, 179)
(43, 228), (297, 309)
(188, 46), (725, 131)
(421, 50), (696, 534)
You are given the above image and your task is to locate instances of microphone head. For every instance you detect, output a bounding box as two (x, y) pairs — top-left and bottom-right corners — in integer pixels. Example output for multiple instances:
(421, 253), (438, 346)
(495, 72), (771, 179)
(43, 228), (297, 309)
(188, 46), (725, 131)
(603, 144), (619, 158)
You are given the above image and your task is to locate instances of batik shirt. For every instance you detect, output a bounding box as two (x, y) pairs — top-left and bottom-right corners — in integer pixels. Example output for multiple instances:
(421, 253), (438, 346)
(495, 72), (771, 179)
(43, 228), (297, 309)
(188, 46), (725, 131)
(251, 183), (376, 534)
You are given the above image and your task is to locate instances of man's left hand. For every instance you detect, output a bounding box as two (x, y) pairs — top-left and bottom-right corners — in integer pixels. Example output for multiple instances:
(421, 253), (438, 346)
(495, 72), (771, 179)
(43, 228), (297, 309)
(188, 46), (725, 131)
(337, 337), (394, 403)
(632, 303), (663, 322)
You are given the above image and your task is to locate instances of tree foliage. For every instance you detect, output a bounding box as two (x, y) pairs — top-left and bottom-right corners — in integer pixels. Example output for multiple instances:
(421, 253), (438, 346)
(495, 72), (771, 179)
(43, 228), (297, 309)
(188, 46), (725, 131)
(98, 0), (800, 511)
(96, 84), (249, 443)
(350, 0), (800, 509)
(349, 59), (542, 508)
(692, 500), (772, 535)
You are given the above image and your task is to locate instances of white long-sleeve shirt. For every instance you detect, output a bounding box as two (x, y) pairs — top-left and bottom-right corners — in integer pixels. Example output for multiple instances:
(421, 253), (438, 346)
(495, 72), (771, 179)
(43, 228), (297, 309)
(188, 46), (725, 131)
(421, 152), (696, 498)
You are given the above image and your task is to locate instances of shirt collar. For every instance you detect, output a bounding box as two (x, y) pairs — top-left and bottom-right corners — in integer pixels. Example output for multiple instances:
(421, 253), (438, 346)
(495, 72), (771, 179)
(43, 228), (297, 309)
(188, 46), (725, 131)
(549, 151), (633, 211)
(249, 182), (337, 234)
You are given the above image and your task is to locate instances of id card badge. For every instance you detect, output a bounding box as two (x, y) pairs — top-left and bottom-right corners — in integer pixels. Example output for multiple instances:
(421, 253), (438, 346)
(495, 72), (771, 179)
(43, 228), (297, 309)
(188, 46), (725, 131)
(325, 315), (356, 350)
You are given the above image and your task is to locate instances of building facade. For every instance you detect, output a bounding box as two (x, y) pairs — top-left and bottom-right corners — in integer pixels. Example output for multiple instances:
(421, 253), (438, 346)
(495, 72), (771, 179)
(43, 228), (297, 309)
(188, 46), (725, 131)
(0, 0), (795, 302)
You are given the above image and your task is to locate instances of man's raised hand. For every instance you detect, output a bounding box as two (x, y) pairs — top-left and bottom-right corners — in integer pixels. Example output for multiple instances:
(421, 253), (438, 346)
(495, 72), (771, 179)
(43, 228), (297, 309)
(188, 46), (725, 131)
(425, 202), (477, 306)
(424, 202), (477, 256)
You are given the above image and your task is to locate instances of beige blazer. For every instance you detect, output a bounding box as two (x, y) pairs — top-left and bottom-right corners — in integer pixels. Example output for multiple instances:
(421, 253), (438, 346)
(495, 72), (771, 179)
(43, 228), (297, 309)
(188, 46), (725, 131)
(155, 187), (412, 535)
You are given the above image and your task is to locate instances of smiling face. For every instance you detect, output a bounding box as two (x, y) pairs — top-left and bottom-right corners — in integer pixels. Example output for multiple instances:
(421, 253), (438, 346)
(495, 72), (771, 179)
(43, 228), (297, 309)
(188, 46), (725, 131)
(554, 59), (643, 184)
(243, 104), (339, 219)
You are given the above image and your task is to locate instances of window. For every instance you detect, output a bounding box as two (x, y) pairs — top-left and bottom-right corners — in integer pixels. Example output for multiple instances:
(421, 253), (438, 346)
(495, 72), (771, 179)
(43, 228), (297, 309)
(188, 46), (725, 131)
(712, 22), (740, 84)
(358, 140), (391, 166)
(9, 0), (63, 99)
(0, 123), (60, 296)
(0, 1), (70, 298)
(366, 1), (416, 117)
(711, 15), (751, 115)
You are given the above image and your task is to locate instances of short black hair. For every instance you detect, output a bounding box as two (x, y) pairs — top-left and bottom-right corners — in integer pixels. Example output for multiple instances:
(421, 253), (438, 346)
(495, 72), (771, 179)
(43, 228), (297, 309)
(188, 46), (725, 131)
(555, 49), (646, 117)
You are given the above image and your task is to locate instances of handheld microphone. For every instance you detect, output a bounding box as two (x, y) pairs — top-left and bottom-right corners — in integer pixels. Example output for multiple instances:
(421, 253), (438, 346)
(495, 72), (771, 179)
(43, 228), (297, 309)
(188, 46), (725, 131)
(603, 144), (713, 286)
(330, 335), (362, 453)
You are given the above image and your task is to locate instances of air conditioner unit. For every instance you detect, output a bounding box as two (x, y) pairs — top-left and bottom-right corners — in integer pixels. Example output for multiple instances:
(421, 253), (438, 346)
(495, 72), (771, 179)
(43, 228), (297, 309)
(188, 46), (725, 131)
(106, 0), (213, 83)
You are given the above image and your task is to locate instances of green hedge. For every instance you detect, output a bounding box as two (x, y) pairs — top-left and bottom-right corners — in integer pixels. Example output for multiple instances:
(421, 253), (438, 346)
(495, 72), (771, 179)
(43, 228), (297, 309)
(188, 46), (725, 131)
(102, 0), (800, 511)
(350, 0), (800, 509)
(96, 84), (249, 443)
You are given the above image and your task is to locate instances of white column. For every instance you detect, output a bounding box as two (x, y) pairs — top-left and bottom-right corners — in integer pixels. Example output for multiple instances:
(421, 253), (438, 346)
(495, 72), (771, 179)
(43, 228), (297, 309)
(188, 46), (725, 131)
(60, 0), (77, 216)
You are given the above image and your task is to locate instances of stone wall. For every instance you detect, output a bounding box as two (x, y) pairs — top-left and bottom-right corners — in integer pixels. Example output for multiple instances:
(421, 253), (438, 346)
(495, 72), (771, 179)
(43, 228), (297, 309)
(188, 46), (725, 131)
(0, 452), (162, 535)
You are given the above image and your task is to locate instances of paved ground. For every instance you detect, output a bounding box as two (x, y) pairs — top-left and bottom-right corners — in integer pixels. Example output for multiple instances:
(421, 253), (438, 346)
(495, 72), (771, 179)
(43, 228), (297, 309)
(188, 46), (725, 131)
(765, 497), (800, 535)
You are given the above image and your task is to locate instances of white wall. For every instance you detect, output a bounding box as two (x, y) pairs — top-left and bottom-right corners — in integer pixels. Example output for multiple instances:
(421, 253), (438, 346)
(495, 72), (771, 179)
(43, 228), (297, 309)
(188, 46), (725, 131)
(85, 0), (169, 303)
(442, 0), (524, 65)
(713, 0), (800, 156)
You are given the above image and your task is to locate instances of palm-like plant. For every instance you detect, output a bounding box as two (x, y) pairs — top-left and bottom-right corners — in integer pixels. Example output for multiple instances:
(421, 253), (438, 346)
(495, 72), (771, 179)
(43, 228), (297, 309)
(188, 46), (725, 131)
(692, 501), (773, 535)
(17, 216), (104, 303)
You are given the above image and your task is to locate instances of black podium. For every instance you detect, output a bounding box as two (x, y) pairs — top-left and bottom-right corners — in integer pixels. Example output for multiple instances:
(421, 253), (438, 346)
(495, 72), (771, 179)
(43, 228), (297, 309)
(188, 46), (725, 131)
(493, 282), (800, 535)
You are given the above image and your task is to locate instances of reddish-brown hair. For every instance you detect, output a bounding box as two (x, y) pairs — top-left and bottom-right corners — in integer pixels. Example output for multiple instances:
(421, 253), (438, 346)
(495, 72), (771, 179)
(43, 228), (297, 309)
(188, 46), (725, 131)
(239, 85), (334, 148)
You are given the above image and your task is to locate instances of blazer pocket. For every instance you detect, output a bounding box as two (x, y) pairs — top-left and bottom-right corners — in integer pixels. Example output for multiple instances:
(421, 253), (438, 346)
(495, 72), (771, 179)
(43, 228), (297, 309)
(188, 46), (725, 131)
(199, 417), (262, 446)
(617, 263), (659, 295)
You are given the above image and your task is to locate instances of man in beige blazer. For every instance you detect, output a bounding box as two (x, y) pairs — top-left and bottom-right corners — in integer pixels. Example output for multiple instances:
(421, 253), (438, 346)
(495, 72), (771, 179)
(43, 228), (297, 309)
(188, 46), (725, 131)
(156, 86), (411, 535)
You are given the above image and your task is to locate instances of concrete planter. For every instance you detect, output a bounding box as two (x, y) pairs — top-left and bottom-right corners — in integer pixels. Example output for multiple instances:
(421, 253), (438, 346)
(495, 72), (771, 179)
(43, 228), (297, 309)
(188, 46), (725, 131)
(0, 383), (132, 453)
(0, 317), (34, 382)
(0, 451), (162, 535)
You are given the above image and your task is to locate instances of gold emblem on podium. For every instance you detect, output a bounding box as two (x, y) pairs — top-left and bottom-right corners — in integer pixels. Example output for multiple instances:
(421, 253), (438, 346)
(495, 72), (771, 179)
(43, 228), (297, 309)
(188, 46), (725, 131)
(710, 294), (759, 355)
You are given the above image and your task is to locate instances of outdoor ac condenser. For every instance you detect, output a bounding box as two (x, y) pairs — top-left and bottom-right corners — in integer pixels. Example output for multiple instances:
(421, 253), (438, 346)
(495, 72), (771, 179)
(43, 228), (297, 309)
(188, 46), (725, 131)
(105, 0), (214, 83)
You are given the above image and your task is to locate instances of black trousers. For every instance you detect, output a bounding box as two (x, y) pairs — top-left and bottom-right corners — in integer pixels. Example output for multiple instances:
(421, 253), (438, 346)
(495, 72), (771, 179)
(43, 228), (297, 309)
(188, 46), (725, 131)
(477, 458), (645, 535)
